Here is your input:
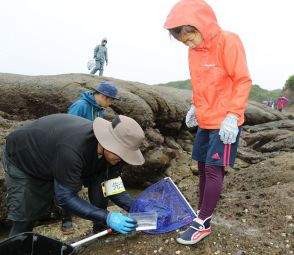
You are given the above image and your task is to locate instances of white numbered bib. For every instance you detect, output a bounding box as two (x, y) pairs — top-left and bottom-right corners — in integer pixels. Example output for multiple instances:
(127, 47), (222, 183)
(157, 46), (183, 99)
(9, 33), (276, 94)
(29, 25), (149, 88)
(101, 177), (126, 197)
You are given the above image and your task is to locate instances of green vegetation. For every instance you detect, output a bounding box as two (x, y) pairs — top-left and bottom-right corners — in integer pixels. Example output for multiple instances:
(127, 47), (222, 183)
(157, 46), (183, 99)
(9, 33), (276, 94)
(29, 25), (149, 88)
(158, 79), (191, 90)
(249, 85), (281, 102)
(285, 75), (294, 90)
(157, 80), (282, 102)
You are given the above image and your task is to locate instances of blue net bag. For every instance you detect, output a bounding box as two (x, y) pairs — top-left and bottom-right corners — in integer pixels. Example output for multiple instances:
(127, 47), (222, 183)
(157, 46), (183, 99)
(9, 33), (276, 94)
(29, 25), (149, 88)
(130, 177), (197, 234)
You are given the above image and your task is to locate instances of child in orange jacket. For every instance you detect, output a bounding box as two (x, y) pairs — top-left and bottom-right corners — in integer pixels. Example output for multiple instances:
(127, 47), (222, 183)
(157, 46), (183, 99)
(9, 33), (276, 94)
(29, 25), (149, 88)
(164, 0), (252, 245)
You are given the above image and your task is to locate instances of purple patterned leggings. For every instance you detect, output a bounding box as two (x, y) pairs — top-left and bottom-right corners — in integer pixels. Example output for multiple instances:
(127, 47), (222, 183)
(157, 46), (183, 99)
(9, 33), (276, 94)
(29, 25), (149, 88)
(197, 162), (225, 220)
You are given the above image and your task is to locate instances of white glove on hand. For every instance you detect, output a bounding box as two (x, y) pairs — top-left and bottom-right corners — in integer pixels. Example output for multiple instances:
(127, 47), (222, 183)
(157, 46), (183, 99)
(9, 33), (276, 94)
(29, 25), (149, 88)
(185, 105), (198, 128)
(219, 114), (239, 144)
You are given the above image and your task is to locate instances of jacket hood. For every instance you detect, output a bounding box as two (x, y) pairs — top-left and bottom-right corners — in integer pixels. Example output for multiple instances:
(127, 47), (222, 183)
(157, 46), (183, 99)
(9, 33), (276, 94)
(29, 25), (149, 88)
(164, 0), (221, 46)
(81, 91), (103, 111)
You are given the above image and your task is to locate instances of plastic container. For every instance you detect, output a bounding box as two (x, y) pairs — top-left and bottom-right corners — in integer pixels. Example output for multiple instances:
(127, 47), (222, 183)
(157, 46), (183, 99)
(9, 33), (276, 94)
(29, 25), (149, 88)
(128, 212), (158, 231)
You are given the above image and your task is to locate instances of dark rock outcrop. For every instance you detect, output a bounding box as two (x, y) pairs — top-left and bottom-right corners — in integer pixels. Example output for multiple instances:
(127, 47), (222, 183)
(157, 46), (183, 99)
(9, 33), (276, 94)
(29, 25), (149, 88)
(0, 73), (293, 222)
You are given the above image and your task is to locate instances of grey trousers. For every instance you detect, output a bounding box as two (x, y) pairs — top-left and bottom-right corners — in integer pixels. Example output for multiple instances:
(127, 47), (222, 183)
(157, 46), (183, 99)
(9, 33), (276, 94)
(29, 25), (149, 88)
(2, 148), (54, 236)
(90, 59), (105, 76)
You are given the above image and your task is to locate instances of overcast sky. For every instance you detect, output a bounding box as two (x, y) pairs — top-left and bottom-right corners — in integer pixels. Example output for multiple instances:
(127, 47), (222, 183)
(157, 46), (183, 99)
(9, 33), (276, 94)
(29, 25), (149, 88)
(0, 0), (293, 90)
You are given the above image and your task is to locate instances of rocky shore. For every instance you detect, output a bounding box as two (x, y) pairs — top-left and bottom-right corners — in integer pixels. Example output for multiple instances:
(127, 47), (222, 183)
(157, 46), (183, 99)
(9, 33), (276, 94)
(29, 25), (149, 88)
(0, 73), (293, 254)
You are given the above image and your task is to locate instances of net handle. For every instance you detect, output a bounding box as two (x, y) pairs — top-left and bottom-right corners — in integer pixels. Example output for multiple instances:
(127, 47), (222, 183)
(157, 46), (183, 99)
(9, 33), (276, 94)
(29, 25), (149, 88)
(164, 177), (197, 217)
(71, 228), (112, 248)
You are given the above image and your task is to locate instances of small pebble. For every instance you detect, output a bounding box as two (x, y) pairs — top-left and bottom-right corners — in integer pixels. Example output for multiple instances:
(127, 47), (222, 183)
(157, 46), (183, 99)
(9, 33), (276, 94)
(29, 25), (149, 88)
(285, 215), (292, 220)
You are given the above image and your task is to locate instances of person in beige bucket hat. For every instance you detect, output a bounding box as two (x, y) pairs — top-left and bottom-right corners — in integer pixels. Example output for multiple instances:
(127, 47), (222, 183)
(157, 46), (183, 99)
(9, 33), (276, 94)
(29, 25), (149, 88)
(3, 113), (145, 237)
(93, 115), (145, 165)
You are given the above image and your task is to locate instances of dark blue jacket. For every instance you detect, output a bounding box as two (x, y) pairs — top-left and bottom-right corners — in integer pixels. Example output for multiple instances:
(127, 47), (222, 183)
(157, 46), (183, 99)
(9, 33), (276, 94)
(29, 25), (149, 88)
(68, 91), (105, 121)
(55, 181), (133, 225)
(6, 114), (133, 226)
(55, 160), (133, 225)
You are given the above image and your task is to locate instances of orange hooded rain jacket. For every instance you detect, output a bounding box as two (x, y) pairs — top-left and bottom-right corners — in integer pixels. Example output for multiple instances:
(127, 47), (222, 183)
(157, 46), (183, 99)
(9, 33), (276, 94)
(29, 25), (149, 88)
(164, 0), (252, 129)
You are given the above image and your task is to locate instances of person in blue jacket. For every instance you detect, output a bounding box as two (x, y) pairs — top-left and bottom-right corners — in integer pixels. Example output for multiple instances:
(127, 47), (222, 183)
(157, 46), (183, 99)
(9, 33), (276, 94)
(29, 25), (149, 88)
(68, 81), (119, 121)
(62, 81), (119, 234)
(3, 114), (145, 237)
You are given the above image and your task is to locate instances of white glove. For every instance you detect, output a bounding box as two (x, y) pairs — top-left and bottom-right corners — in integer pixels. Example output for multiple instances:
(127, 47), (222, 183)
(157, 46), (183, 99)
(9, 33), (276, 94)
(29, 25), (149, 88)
(219, 114), (239, 144)
(185, 105), (198, 128)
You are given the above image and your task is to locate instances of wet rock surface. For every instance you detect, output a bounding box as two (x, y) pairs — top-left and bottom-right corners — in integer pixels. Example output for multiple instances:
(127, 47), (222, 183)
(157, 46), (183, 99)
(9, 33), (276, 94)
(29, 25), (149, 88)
(0, 73), (293, 254)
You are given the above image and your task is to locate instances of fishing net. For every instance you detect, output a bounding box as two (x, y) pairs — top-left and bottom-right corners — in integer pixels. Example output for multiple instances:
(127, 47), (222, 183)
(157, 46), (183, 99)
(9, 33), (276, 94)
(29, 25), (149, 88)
(130, 177), (197, 234)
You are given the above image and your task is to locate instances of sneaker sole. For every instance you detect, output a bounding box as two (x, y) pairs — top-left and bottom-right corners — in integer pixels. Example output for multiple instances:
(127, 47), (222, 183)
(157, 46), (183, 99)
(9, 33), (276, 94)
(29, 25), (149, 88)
(176, 231), (211, 245)
(61, 229), (75, 235)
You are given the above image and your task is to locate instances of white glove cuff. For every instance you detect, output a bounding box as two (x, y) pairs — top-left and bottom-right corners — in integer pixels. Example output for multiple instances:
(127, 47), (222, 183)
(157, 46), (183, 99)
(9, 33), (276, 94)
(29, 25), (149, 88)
(227, 113), (239, 121)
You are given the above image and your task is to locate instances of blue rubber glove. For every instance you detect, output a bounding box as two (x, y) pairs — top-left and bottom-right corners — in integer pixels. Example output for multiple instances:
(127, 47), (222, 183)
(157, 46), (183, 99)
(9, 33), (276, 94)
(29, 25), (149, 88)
(185, 105), (198, 128)
(106, 212), (137, 234)
(219, 114), (239, 144)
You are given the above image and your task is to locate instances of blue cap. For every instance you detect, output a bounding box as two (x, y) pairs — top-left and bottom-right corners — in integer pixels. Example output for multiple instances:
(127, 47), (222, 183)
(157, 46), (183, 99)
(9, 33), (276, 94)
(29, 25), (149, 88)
(95, 82), (119, 100)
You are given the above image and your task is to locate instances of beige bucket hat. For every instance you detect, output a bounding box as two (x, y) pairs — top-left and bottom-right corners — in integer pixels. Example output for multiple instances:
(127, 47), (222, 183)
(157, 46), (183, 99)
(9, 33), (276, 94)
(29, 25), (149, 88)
(93, 115), (145, 165)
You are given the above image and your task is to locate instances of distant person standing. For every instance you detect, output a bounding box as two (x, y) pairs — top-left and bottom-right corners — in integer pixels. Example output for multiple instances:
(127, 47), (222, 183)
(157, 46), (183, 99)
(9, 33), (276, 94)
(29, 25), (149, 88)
(90, 38), (108, 76)
(277, 99), (284, 112)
